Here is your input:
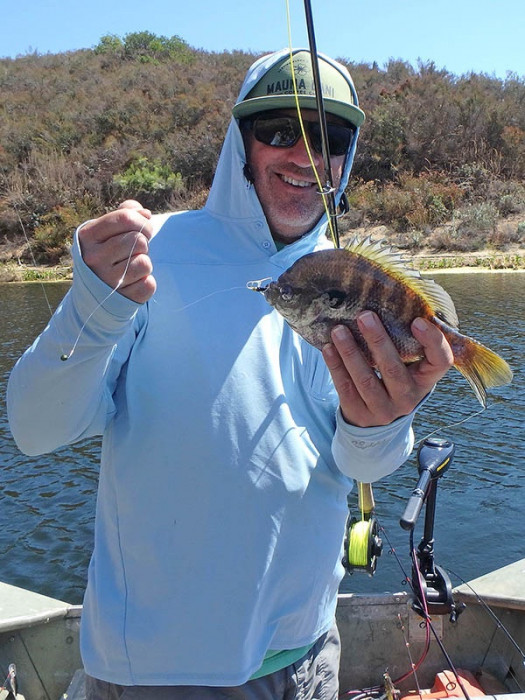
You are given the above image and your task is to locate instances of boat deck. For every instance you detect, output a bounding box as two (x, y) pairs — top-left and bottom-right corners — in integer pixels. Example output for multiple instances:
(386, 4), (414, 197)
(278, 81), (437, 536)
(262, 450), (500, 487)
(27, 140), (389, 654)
(0, 560), (524, 699)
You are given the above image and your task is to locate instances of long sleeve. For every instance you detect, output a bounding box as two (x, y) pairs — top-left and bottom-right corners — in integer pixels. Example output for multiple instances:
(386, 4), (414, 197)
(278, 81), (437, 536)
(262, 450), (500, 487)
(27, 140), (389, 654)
(7, 233), (143, 456)
(332, 389), (435, 482)
(331, 407), (416, 482)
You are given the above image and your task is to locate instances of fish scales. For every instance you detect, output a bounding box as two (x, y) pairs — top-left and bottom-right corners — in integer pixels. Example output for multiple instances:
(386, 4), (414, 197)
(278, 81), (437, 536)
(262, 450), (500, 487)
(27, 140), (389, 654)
(257, 237), (513, 407)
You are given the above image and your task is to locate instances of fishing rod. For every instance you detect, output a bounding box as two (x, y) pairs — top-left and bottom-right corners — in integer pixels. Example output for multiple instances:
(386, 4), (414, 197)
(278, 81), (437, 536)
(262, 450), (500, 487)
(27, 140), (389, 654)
(302, 0), (341, 249)
(300, 1), (383, 567)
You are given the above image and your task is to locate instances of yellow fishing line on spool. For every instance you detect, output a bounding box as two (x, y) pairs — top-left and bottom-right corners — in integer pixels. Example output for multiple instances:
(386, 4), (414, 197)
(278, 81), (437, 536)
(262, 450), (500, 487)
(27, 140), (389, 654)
(344, 483), (382, 574)
(347, 519), (372, 568)
(347, 482), (371, 567)
(284, 0), (337, 248)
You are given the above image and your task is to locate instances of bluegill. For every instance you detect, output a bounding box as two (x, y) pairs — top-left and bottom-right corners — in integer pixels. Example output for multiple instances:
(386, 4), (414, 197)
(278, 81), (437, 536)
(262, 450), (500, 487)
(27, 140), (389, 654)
(256, 237), (512, 407)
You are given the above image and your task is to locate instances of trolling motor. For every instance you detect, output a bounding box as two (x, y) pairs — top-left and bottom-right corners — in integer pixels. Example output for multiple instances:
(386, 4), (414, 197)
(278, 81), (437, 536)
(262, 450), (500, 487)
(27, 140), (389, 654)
(400, 437), (465, 622)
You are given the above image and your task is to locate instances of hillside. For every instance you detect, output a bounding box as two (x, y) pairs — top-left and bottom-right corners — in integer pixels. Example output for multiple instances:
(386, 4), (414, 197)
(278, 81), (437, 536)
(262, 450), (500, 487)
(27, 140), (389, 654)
(0, 32), (524, 271)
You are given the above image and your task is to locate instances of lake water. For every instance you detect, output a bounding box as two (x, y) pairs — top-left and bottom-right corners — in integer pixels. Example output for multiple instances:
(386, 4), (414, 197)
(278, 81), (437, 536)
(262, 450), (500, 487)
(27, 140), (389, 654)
(0, 274), (524, 604)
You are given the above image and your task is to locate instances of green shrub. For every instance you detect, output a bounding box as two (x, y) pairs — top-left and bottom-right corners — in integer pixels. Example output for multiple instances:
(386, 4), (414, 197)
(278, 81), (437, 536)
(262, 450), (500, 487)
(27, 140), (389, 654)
(113, 157), (185, 210)
(94, 34), (124, 55)
(1, 40), (524, 262)
(346, 173), (463, 231)
(456, 202), (498, 234)
(427, 225), (486, 252)
(94, 31), (195, 64)
(31, 199), (97, 264)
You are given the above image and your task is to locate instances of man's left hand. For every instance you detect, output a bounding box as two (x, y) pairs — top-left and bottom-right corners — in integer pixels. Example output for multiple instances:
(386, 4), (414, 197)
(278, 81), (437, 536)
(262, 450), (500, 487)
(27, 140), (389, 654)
(321, 311), (454, 428)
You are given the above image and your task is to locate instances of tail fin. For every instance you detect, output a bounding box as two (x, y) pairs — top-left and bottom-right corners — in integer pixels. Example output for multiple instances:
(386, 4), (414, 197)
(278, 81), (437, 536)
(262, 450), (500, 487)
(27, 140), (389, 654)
(439, 324), (513, 407)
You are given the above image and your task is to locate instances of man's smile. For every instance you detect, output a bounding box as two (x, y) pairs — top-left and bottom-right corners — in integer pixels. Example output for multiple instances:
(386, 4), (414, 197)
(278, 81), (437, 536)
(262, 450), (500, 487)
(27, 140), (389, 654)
(279, 174), (314, 188)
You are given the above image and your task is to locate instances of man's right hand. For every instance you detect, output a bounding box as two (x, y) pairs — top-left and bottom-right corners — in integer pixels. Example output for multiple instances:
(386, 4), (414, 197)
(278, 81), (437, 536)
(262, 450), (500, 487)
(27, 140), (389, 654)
(78, 200), (156, 303)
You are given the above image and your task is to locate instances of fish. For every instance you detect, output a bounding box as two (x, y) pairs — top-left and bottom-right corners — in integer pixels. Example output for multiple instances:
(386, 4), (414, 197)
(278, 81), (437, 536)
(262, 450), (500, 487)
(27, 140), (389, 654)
(254, 237), (512, 407)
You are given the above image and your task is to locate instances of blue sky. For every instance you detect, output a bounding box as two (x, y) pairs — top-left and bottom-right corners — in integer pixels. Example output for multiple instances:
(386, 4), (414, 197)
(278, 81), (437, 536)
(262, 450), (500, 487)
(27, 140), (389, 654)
(2, 0), (523, 79)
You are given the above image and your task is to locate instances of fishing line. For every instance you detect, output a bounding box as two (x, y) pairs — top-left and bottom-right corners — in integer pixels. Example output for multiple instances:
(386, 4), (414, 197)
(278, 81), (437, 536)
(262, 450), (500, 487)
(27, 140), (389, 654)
(14, 206), (70, 359)
(170, 285), (251, 314)
(397, 612), (424, 696)
(446, 568), (525, 665)
(284, 0), (338, 248)
(409, 548), (474, 700)
(18, 201), (263, 360)
(347, 519), (371, 568)
(302, 0), (341, 248)
(14, 206), (151, 361)
(61, 229), (144, 360)
(378, 522), (412, 587)
(415, 404), (487, 450)
(64, 278), (251, 360)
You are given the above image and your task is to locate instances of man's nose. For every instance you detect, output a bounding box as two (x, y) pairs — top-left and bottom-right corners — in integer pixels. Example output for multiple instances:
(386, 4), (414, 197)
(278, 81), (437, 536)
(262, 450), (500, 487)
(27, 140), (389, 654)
(287, 131), (322, 168)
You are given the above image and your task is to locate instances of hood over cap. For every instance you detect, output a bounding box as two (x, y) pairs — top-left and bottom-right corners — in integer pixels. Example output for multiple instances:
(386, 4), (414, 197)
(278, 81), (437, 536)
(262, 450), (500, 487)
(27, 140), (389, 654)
(206, 48), (363, 240)
(233, 49), (365, 128)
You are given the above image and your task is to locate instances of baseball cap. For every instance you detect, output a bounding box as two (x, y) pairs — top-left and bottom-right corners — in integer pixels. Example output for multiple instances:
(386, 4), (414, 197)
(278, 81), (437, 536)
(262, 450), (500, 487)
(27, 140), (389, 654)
(232, 50), (365, 128)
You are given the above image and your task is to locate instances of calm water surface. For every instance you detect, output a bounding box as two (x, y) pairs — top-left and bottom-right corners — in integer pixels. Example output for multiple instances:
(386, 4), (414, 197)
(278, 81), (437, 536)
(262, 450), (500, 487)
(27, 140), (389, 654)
(0, 275), (523, 603)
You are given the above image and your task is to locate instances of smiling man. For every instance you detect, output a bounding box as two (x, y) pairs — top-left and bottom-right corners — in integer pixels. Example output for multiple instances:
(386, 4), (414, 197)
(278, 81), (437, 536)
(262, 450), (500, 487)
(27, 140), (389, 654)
(239, 108), (350, 241)
(8, 49), (453, 699)
(234, 51), (363, 244)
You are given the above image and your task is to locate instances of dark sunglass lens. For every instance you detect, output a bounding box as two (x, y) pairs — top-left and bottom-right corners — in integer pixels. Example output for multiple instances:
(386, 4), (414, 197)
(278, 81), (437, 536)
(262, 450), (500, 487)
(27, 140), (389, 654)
(252, 116), (354, 155)
(327, 124), (354, 156)
(253, 118), (299, 148)
(310, 123), (354, 156)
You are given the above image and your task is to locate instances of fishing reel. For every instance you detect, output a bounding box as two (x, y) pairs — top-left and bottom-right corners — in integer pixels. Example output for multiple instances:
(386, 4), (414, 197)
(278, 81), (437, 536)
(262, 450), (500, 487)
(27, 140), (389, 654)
(342, 483), (383, 575)
(343, 514), (383, 575)
(400, 437), (465, 622)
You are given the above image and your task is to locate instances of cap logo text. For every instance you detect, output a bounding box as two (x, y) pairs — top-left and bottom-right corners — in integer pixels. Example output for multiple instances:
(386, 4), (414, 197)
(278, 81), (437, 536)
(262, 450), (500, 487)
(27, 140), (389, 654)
(265, 79), (335, 98)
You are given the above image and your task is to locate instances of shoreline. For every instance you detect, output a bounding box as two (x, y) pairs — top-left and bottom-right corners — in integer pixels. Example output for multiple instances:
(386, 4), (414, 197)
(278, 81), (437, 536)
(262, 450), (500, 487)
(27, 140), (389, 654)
(421, 267), (524, 274)
(410, 249), (525, 273)
(1, 248), (524, 284)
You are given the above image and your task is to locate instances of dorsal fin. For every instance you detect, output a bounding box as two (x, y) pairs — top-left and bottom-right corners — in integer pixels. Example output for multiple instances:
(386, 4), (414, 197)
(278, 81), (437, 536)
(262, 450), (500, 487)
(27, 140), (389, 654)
(344, 236), (459, 328)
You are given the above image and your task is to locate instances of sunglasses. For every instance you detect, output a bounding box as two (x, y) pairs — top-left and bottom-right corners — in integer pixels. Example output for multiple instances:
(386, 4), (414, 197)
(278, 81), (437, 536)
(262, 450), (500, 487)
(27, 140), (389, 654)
(248, 115), (356, 157)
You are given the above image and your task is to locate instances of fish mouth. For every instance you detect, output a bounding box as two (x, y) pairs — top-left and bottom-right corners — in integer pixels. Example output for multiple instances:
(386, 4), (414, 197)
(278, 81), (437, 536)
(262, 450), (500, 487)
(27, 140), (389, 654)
(246, 278), (291, 311)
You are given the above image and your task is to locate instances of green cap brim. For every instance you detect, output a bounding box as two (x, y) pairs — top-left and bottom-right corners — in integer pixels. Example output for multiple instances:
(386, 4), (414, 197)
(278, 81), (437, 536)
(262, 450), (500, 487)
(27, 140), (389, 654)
(232, 94), (365, 128)
(232, 50), (365, 128)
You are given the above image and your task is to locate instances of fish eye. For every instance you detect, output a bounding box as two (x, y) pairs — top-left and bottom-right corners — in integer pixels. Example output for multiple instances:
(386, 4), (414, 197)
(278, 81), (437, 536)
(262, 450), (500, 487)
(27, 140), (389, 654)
(279, 284), (294, 301)
(326, 290), (346, 308)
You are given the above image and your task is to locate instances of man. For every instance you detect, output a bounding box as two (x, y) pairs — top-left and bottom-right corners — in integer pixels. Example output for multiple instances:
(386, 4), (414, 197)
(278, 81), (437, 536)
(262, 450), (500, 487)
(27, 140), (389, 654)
(8, 49), (453, 699)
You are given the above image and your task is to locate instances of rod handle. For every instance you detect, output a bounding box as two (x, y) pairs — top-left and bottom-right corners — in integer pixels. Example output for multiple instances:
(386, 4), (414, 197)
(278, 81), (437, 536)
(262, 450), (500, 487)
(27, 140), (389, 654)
(357, 482), (375, 515)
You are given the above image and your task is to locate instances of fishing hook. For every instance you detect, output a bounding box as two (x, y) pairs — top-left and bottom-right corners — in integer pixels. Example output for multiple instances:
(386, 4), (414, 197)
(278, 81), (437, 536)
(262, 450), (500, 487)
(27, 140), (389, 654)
(246, 277), (272, 292)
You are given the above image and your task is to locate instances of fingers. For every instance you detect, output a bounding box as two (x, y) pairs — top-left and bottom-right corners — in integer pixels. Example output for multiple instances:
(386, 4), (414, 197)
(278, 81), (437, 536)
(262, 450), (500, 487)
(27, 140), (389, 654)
(117, 271), (157, 304)
(322, 324), (388, 427)
(324, 321), (409, 426)
(81, 207), (153, 245)
(410, 317), (454, 384)
(411, 317), (453, 369)
(77, 202), (156, 303)
(322, 334), (360, 405)
(110, 236), (153, 291)
(322, 312), (454, 428)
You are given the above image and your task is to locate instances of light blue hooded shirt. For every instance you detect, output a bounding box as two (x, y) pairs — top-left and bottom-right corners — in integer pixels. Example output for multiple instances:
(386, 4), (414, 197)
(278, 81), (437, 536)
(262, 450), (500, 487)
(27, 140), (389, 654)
(8, 50), (415, 686)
